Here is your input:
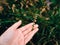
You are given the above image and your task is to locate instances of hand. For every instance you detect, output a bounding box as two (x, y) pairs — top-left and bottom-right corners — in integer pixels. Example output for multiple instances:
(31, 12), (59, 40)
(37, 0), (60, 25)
(0, 20), (39, 45)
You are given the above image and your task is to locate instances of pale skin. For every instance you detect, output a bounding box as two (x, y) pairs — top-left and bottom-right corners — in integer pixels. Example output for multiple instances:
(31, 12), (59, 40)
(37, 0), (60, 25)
(0, 20), (39, 45)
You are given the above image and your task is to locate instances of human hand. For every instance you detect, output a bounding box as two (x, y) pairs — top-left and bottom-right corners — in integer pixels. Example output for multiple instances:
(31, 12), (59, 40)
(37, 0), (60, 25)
(0, 20), (39, 45)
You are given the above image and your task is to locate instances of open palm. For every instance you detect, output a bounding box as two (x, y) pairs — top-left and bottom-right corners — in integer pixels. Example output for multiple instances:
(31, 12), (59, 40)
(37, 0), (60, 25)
(0, 20), (39, 45)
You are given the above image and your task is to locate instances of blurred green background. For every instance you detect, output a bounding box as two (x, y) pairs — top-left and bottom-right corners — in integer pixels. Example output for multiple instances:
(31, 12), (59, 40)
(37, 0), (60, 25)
(0, 0), (60, 45)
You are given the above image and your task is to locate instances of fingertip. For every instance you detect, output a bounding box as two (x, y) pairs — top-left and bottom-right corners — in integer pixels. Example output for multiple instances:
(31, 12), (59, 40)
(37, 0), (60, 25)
(36, 24), (39, 27)
(32, 28), (39, 34)
(11, 20), (22, 29)
(18, 20), (22, 23)
(35, 28), (39, 32)
(34, 24), (39, 28)
(30, 22), (35, 25)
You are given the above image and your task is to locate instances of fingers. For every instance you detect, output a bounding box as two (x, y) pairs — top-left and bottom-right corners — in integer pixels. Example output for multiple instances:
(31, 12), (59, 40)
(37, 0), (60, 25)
(24, 28), (39, 44)
(23, 27), (32, 36)
(33, 24), (38, 29)
(18, 23), (34, 32)
(9, 20), (22, 29)
(23, 24), (38, 36)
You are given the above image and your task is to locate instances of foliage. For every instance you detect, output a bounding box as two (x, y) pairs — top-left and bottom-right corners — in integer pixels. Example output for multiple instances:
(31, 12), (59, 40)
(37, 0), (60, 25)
(0, 0), (60, 45)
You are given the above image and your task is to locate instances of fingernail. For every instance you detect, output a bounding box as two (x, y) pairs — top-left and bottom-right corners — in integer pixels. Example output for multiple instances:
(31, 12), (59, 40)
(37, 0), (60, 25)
(35, 24), (39, 27)
(19, 20), (22, 23)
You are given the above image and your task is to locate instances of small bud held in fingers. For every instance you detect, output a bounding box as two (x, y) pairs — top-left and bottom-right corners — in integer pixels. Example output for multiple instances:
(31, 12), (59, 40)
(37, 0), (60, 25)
(33, 24), (39, 29)
(32, 23), (35, 31)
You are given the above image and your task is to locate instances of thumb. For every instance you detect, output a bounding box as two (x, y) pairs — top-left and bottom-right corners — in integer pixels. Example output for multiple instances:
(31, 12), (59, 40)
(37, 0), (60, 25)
(9, 20), (22, 30)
